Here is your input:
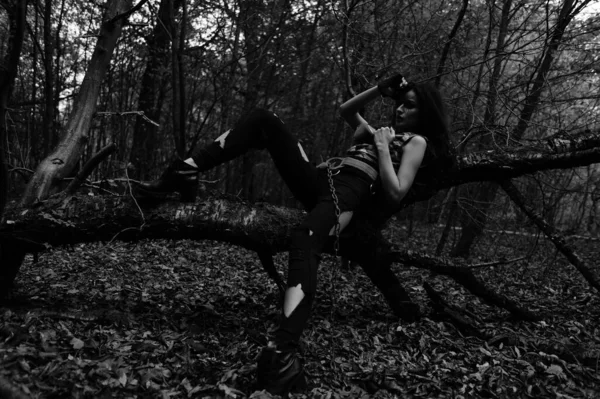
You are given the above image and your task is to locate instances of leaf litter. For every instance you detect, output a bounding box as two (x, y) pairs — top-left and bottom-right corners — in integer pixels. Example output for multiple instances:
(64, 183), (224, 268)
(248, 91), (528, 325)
(1, 224), (599, 398)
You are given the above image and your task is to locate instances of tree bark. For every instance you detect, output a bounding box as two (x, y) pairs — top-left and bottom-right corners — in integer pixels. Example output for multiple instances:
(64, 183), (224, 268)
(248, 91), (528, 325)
(19, 0), (134, 206)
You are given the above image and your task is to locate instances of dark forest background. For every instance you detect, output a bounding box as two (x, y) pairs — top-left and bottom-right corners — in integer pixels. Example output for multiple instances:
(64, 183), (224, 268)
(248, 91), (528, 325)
(2, 2), (600, 398)
(1, 0), (599, 258)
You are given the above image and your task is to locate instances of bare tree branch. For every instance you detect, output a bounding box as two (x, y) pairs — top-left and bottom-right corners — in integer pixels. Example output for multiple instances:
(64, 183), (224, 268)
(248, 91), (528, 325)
(108, 0), (150, 25)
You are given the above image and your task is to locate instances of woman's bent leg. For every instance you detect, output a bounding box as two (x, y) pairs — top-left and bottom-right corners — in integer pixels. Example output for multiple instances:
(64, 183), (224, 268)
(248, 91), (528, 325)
(190, 108), (320, 208)
(139, 108), (319, 207)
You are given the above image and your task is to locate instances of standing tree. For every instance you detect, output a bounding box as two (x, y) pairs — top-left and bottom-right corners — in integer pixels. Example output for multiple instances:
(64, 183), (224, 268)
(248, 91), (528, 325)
(0, 0), (27, 305)
(129, 0), (182, 179)
(0, 0), (27, 218)
(19, 0), (137, 206)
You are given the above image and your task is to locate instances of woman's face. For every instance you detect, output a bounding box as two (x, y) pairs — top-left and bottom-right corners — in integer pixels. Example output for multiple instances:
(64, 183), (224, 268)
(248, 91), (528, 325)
(394, 90), (419, 133)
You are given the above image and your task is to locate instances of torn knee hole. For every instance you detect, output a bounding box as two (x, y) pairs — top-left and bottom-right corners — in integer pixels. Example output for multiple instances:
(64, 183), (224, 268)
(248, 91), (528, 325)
(283, 284), (305, 317)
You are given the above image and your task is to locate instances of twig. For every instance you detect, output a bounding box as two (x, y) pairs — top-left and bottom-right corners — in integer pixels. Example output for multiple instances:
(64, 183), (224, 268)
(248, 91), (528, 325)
(79, 183), (120, 196)
(105, 177), (220, 185)
(7, 167), (34, 175)
(467, 256), (528, 269)
(106, 227), (142, 246)
(95, 110), (159, 126)
(90, 169), (147, 252)
(125, 167), (146, 229)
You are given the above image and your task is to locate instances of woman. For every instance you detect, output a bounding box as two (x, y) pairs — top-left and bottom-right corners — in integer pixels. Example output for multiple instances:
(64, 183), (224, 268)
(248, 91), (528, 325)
(137, 74), (452, 396)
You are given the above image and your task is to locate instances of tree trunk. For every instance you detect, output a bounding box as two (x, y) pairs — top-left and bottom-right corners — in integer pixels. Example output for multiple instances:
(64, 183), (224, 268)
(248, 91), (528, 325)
(0, 0), (27, 219)
(129, 0), (176, 179)
(19, 0), (134, 206)
(177, 0), (187, 154)
(435, 0), (469, 87)
(52, 0), (66, 151)
(239, 0), (264, 201)
(42, 0), (56, 157)
(170, 0), (185, 157)
(0, 0), (27, 297)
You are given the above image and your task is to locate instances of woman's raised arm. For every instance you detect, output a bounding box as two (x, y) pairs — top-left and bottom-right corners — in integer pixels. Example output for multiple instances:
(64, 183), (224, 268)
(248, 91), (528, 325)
(339, 74), (407, 140)
(338, 86), (380, 129)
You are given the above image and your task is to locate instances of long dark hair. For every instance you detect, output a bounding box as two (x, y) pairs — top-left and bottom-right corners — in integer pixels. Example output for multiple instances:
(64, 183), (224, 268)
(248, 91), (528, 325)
(394, 82), (454, 167)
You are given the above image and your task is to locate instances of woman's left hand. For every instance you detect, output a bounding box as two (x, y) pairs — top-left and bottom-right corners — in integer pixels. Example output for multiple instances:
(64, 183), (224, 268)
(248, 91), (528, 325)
(373, 127), (395, 149)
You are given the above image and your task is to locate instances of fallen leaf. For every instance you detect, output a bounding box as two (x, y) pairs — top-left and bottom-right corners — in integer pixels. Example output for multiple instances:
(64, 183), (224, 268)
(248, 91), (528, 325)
(70, 337), (84, 350)
(118, 370), (128, 386)
(546, 364), (566, 379)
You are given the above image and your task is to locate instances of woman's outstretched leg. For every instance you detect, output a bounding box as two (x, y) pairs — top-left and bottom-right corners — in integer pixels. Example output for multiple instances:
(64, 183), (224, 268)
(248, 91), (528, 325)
(257, 199), (339, 395)
(137, 109), (319, 207)
(256, 173), (372, 395)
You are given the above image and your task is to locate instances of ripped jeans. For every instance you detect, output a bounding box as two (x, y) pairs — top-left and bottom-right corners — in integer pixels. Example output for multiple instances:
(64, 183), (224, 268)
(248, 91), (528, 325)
(190, 108), (374, 350)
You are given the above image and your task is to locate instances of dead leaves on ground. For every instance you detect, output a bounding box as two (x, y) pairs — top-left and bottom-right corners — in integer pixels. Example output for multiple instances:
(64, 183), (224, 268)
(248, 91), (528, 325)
(1, 232), (599, 398)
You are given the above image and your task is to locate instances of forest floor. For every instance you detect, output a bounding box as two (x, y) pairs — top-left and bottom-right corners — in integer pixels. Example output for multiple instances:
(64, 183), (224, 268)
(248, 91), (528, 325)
(1, 222), (599, 398)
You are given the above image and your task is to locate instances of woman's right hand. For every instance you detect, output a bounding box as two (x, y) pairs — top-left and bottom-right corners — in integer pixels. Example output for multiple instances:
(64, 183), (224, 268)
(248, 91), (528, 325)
(373, 127), (396, 149)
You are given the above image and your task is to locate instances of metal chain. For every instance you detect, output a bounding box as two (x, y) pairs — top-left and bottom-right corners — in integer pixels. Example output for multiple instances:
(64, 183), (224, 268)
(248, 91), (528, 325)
(326, 164), (341, 370)
(326, 166), (342, 257)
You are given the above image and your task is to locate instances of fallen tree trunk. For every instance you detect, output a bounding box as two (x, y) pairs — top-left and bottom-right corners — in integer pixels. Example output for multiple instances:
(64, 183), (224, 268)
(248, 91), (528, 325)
(2, 130), (600, 317)
(4, 194), (301, 251)
(0, 193), (538, 320)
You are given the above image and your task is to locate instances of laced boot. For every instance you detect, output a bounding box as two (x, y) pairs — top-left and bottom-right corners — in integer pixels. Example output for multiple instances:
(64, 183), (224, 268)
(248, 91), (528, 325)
(256, 345), (307, 397)
(136, 159), (199, 202)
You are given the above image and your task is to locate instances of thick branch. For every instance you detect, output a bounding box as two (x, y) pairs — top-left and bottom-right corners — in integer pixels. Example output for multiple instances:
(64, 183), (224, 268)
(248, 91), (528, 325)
(435, 0), (469, 87)
(108, 0), (150, 24)
(386, 250), (539, 320)
(65, 143), (116, 194)
(449, 130), (600, 185)
(397, 129), (600, 206)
